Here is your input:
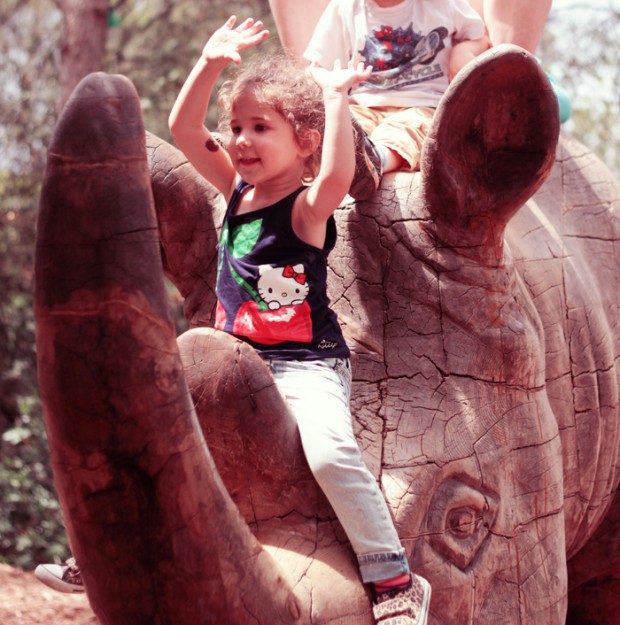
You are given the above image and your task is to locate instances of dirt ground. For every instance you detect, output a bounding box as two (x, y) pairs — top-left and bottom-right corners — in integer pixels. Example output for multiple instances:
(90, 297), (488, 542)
(0, 564), (98, 625)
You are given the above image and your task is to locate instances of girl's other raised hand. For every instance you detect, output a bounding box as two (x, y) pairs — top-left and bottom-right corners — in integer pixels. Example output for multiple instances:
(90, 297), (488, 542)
(202, 16), (269, 65)
(307, 59), (373, 96)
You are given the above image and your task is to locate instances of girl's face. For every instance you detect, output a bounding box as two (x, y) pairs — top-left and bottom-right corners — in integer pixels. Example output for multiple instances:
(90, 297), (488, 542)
(228, 90), (310, 186)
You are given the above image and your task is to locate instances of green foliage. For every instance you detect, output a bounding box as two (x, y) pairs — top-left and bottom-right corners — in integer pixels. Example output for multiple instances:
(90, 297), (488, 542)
(0, 0), (60, 178)
(541, 3), (620, 178)
(0, 396), (70, 569)
(0, 197), (37, 433)
(103, 0), (277, 138)
(0, 185), (70, 570)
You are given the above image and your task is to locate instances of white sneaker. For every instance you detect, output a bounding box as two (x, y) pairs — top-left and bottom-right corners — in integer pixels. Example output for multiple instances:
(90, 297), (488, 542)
(35, 557), (84, 593)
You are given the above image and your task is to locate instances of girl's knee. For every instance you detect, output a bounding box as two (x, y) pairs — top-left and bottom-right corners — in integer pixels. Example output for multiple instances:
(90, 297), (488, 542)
(305, 444), (365, 483)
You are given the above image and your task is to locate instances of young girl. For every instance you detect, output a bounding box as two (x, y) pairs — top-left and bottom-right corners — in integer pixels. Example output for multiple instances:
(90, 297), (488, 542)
(36, 15), (431, 625)
(168, 15), (430, 625)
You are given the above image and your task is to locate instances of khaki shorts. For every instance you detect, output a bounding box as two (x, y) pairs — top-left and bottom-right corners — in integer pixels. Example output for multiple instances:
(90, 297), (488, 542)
(350, 104), (436, 171)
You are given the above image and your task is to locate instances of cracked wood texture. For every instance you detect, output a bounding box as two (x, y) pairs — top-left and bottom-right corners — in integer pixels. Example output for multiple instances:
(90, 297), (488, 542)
(34, 46), (620, 624)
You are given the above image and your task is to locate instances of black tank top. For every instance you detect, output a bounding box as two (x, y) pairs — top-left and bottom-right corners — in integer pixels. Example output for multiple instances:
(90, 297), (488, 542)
(215, 180), (350, 360)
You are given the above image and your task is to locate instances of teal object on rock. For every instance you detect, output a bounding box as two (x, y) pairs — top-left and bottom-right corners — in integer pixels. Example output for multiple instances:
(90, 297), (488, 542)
(536, 57), (571, 124)
(546, 72), (572, 124)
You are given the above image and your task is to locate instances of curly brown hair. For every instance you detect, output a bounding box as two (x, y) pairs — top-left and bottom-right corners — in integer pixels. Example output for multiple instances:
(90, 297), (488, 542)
(218, 53), (325, 180)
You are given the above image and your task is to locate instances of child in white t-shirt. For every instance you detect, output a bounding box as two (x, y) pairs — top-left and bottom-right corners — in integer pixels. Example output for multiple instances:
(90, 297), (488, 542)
(304, 0), (488, 196)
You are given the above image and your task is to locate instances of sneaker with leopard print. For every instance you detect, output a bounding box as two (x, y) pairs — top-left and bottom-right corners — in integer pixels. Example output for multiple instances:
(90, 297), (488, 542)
(372, 573), (431, 625)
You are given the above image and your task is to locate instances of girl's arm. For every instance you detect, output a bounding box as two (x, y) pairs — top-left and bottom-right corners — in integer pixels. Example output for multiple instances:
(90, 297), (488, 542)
(293, 61), (371, 243)
(168, 16), (268, 199)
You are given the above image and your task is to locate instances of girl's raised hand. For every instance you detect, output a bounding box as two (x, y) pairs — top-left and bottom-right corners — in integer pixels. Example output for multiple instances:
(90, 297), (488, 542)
(202, 16), (269, 65)
(307, 59), (373, 96)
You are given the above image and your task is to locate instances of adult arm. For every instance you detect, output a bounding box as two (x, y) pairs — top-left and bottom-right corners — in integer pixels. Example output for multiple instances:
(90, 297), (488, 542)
(268, 0), (329, 61)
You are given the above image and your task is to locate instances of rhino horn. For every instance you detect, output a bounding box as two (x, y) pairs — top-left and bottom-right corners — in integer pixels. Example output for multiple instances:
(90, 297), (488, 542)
(34, 72), (306, 625)
(421, 44), (560, 263)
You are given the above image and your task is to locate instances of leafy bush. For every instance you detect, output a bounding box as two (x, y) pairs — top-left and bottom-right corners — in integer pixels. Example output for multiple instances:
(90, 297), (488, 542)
(0, 202), (70, 570)
(0, 395), (70, 569)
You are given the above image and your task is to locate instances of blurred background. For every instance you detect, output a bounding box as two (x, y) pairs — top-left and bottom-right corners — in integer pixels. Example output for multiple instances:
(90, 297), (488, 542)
(0, 0), (618, 571)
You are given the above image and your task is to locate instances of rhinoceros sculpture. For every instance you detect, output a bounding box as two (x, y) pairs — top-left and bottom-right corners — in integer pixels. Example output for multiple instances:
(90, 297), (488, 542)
(34, 46), (620, 624)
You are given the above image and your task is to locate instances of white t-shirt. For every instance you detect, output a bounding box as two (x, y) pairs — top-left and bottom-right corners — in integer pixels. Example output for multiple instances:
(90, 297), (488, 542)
(304, 0), (485, 108)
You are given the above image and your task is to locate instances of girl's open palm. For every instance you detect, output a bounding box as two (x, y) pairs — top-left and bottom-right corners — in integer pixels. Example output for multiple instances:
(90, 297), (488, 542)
(202, 16), (269, 65)
(307, 60), (373, 95)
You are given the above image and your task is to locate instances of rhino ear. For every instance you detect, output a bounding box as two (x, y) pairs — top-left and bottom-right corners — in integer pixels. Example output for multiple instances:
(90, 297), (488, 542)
(420, 45), (560, 262)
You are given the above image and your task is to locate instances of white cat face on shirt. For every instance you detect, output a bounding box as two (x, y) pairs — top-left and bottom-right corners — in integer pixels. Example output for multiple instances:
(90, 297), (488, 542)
(257, 264), (309, 310)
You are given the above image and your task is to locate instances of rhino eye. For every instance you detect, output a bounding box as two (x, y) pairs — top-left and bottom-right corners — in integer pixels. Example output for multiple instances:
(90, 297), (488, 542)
(427, 478), (498, 570)
(447, 507), (481, 538)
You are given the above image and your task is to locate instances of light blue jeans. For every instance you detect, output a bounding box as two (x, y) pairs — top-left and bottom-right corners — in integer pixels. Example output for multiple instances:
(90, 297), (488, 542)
(264, 357), (410, 583)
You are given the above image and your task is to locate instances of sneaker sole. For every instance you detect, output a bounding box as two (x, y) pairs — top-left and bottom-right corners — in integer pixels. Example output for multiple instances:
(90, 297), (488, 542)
(417, 576), (432, 625)
(34, 565), (85, 593)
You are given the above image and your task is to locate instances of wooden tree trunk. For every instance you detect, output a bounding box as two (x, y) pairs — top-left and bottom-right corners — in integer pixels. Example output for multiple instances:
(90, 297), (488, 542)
(55, 0), (108, 113)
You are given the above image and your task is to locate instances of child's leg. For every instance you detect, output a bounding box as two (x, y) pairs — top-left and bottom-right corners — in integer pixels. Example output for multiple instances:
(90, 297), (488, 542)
(268, 0), (329, 60)
(349, 108), (384, 201)
(265, 357), (409, 583)
(369, 106), (436, 173)
(348, 104), (423, 200)
(482, 0), (551, 54)
(266, 357), (432, 624)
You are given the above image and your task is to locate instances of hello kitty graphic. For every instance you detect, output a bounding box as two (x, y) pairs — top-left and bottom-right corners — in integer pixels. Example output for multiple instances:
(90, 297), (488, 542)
(257, 264), (310, 310)
(219, 263), (313, 345)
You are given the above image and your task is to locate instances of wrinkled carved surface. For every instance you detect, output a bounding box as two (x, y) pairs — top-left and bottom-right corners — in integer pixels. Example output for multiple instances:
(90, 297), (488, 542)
(34, 47), (620, 624)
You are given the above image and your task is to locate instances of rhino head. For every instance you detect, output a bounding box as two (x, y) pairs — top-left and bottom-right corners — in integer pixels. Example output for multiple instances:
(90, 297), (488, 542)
(34, 45), (620, 624)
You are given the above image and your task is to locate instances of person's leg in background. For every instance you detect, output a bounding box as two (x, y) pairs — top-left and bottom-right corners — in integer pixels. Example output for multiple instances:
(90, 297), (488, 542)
(472, 0), (552, 53)
(469, 0), (570, 122)
(268, 0), (329, 60)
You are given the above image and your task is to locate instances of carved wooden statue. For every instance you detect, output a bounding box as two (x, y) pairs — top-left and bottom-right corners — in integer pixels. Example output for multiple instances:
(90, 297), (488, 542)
(34, 46), (620, 624)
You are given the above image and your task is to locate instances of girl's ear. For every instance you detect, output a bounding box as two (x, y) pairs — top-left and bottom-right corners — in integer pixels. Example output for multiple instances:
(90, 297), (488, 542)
(298, 128), (321, 157)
